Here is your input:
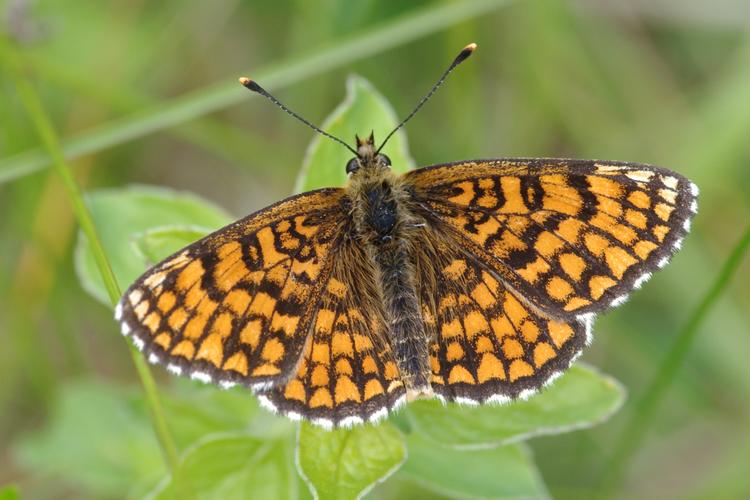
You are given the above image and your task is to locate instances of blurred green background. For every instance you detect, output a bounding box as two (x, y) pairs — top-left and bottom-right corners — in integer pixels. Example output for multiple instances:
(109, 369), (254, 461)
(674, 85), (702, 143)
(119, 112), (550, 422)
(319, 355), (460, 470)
(2, 0), (749, 498)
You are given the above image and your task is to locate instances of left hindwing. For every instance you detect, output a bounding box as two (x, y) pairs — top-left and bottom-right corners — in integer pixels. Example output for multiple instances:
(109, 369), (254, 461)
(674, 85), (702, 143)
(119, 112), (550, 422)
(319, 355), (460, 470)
(257, 236), (407, 428)
(405, 158), (698, 319)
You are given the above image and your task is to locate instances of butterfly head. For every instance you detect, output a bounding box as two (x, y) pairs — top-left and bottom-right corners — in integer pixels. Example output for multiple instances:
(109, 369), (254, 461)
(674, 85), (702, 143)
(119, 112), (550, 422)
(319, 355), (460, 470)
(346, 132), (391, 175)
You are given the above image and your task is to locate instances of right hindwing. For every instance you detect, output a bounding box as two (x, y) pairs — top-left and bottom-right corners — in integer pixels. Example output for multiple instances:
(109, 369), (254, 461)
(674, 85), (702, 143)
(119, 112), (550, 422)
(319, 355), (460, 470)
(411, 228), (588, 404)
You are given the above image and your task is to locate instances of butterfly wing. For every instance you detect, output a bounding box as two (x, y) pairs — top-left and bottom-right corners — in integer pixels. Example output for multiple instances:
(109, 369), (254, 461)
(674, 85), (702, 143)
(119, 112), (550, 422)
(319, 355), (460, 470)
(257, 237), (406, 428)
(116, 188), (348, 390)
(412, 231), (588, 403)
(406, 158), (698, 319)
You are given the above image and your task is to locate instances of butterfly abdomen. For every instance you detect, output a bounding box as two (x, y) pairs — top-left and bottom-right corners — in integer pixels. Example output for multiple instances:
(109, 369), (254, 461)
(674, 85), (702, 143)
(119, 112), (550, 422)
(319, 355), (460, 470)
(349, 171), (432, 393)
(373, 244), (431, 391)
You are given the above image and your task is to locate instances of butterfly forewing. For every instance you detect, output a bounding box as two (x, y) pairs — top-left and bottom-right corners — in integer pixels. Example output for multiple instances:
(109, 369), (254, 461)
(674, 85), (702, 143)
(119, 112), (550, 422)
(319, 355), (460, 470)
(116, 188), (347, 389)
(407, 159), (698, 319)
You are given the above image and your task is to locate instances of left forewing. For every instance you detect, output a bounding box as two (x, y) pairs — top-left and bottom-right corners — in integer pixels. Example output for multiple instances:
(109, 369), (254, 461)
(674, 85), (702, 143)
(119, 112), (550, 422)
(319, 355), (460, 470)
(116, 188), (347, 391)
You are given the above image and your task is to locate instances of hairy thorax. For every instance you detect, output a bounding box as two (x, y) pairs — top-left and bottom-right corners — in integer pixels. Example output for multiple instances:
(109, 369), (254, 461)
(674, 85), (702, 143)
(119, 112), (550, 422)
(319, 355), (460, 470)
(348, 166), (408, 245)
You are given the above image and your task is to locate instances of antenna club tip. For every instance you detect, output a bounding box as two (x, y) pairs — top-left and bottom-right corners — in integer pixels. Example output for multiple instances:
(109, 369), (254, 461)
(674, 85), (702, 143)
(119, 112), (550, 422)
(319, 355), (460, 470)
(454, 43), (478, 65)
(239, 77), (264, 93)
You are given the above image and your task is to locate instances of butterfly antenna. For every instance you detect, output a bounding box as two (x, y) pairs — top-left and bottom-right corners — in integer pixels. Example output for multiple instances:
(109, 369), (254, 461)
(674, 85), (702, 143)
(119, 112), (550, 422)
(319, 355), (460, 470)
(376, 43), (477, 154)
(239, 77), (358, 156)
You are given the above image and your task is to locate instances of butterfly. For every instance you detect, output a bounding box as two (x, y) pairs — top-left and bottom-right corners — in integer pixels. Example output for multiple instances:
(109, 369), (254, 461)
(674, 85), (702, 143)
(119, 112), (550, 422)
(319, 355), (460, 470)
(115, 43), (698, 429)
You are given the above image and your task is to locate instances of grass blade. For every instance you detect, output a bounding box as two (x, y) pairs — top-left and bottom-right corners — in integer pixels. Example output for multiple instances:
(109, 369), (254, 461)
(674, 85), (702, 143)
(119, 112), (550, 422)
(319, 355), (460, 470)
(598, 223), (750, 497)
(0, 40), (179, 472)
(0, 0), (514, 184)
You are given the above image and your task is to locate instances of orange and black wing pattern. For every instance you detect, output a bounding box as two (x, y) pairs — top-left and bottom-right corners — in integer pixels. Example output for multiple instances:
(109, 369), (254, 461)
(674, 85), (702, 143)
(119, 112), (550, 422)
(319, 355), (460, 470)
(115, 188), (347, 391)
(407, 159), (698, 320)
(413, 232), (588, 403)
(257, 237), (407, 428)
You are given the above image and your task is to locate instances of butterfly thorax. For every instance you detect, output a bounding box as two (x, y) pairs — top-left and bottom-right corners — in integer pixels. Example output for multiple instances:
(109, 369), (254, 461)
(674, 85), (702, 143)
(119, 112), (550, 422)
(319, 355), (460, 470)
(345, 144), (433, 397)
(346, 133), (417, 244)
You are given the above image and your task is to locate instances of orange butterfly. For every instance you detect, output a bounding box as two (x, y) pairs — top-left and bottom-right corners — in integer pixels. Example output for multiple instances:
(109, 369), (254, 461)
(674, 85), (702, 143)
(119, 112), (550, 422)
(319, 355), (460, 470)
(116, 44), (698, 428)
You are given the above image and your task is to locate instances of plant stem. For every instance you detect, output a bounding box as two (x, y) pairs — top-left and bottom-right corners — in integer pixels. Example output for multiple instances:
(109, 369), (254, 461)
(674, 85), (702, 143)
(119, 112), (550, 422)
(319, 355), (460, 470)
(598, 223), (750, 497)
(0, 40), (180, 472)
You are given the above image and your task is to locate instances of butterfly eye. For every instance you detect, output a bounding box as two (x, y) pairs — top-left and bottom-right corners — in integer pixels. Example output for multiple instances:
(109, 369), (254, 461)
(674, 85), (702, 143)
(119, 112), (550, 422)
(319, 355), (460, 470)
(378, 154), (392, 167)
(346, 158), (360, 174)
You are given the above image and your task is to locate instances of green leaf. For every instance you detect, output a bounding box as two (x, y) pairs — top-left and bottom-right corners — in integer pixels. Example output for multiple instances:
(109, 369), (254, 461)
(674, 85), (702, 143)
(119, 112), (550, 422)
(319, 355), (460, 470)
(296, 422), (406, 500)
(131, 225), (216, 267)
(160, 382), (264, 449)
(0, 485), (19, 500)
(14, 380), (166, 497)
(405, 364), (625, 449)
(13, 379), (286, 498)
(152, 434), (300, 500)
(397, 434), (549, 499)
(75, 185), (231, 304)
(291, 74), (412, 500)
(295, 75), (415, 193)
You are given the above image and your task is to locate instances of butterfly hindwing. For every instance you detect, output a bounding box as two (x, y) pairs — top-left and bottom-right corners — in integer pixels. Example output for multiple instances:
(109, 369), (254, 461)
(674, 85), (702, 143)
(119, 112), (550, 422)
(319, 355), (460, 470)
(407, 158), (698, 319)
(258, 238), (407, 427)
(116, 188), (346, 389)
(413, 232), (588, 403)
